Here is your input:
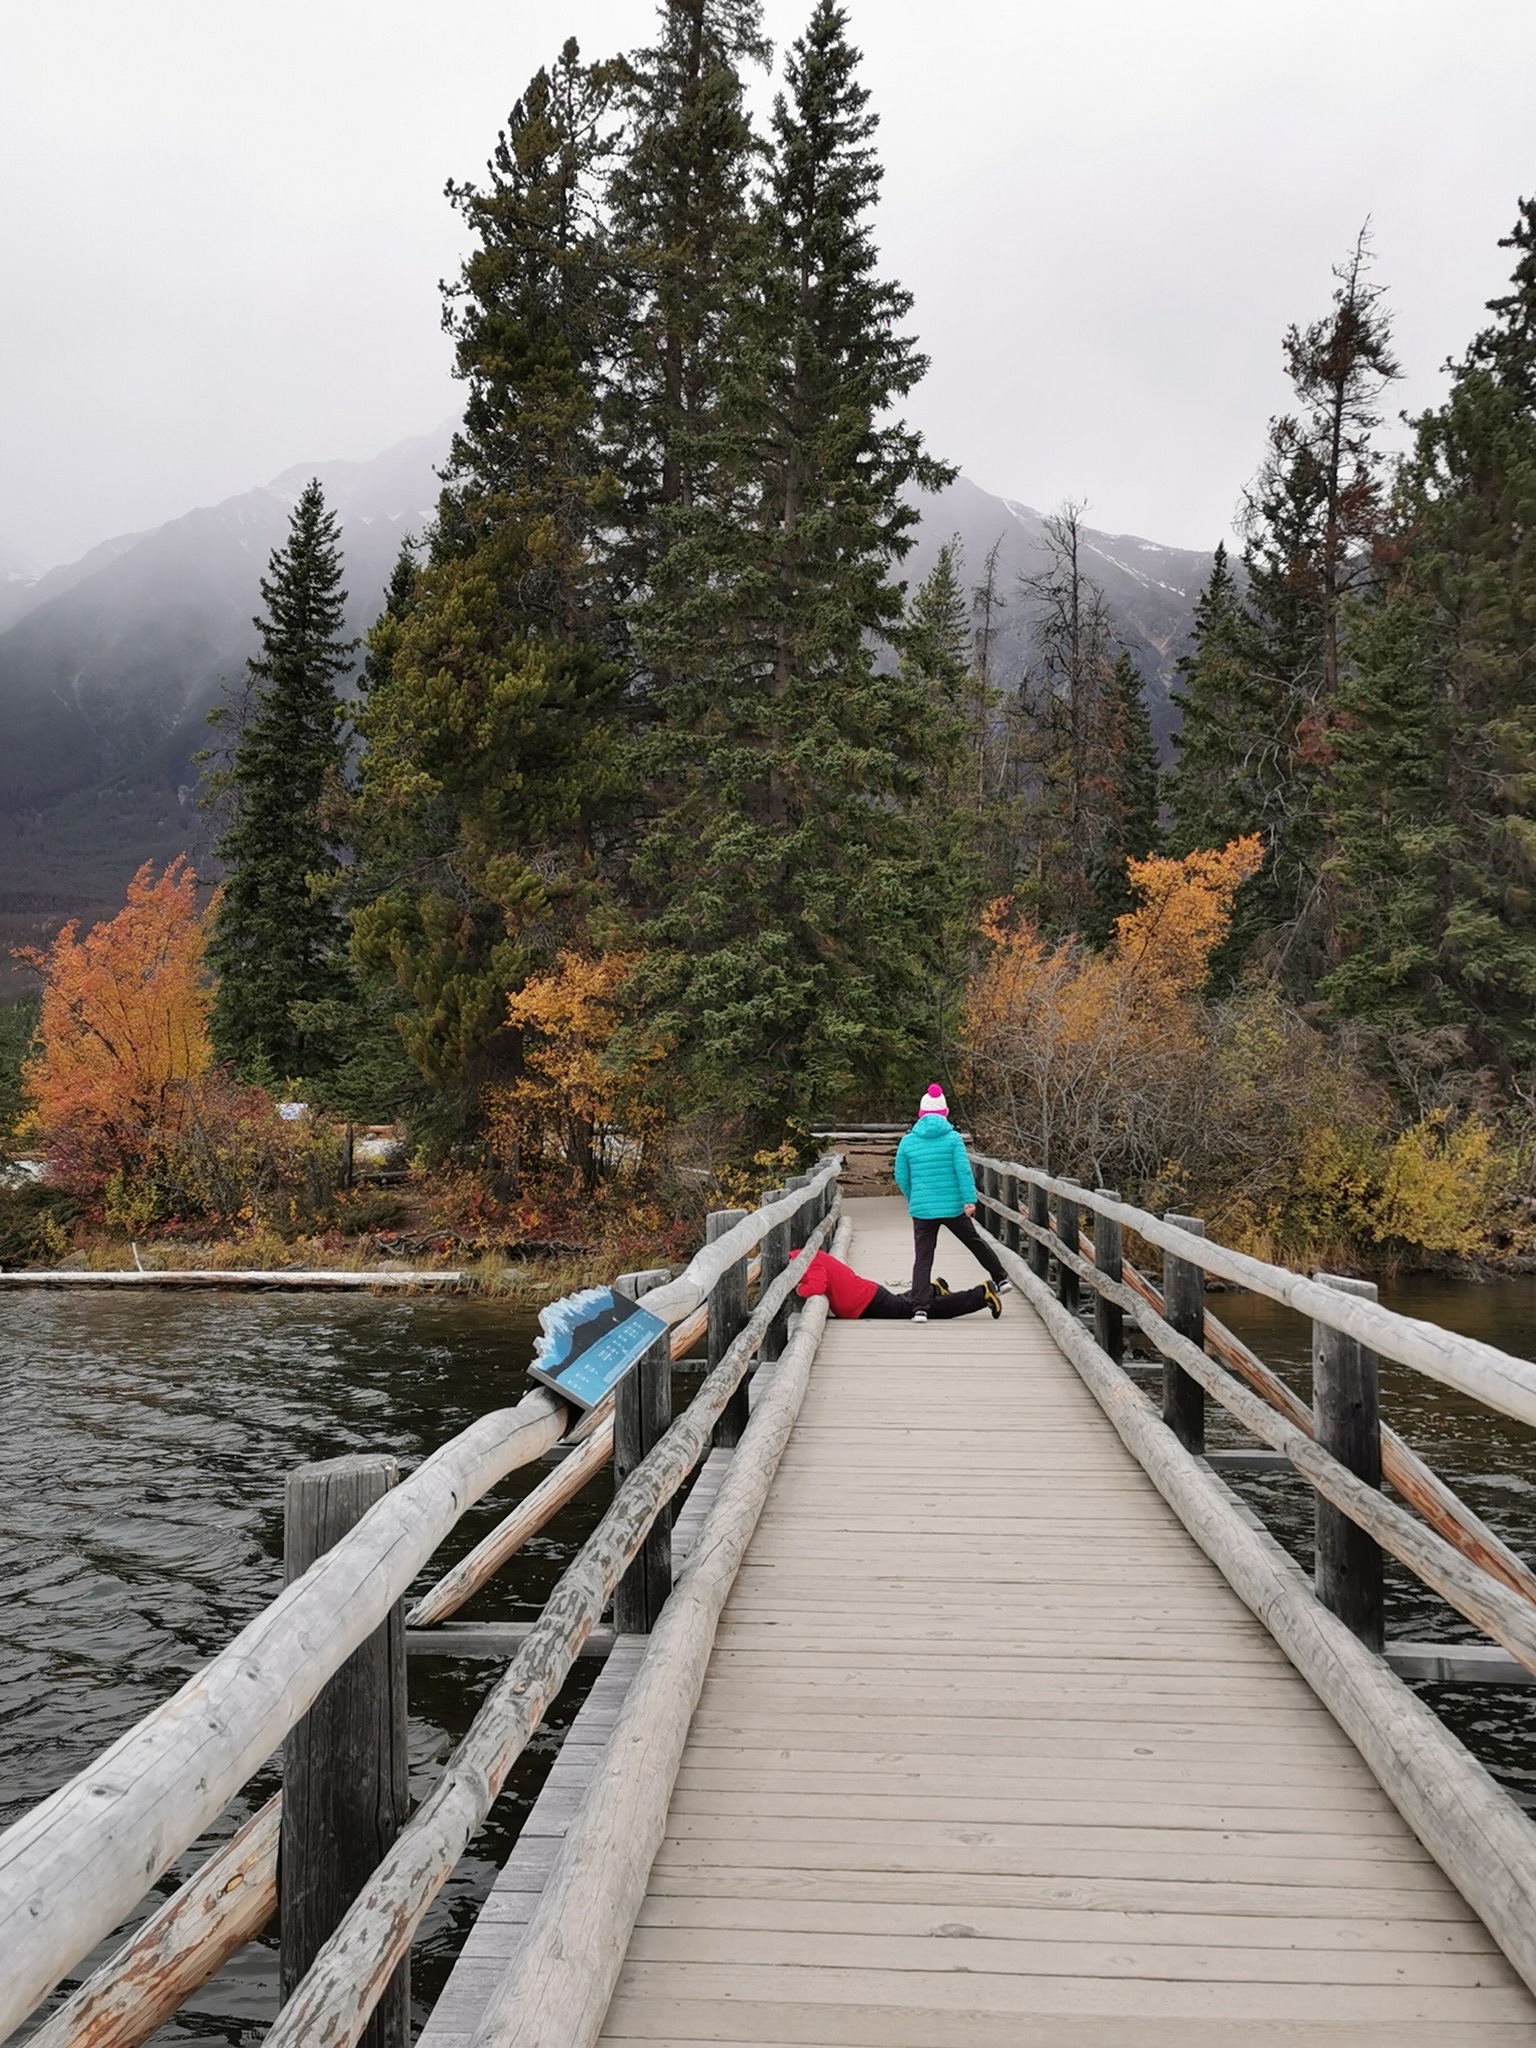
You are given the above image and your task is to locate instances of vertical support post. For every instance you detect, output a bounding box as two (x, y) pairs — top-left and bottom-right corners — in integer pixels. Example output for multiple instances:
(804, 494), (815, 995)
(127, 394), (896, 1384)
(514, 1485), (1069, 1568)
(708, 1209), (751, 1449)
(1028, 1180), (1051, 1281)
(1053, 1186), (1080, 1314)
(612, 1268), (673, 1632)
(338, 1121), (354, 1193)
(1313, 1272), (1384, 1651)
(759, 1188), (792, 1363)
(1001, 1168), (1020, 1255)
(1162, 1215), (1206, 1454)
(1093, 1190), (1123, 1365)
(281, 1456), (409, 2048)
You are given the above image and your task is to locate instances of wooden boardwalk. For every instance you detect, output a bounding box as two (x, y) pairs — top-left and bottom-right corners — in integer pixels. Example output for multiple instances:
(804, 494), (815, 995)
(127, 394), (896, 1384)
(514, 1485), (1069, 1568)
(589, 1196), (1536, 2046)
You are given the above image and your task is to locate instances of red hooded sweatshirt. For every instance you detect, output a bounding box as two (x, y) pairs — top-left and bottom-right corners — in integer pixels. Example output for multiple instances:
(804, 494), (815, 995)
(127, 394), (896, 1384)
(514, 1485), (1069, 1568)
(794, 1248), (878, 1319)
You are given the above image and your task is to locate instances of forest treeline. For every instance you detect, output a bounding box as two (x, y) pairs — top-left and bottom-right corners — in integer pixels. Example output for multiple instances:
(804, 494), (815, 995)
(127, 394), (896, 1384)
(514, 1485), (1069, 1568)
(6, 0), (1536, 1270)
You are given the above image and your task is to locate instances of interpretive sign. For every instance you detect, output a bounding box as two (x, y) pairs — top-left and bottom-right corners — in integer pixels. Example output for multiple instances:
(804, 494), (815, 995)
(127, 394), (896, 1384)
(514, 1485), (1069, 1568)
(528, 1285), (669, 1412)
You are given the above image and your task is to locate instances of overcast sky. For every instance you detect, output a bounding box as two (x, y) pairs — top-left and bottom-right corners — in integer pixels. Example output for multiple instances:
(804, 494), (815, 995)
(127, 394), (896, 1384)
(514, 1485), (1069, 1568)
(3, 0), (1534, 569)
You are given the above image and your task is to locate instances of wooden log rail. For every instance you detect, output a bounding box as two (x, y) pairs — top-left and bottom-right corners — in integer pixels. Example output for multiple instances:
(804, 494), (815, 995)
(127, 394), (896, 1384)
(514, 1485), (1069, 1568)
(0, 1158), (842, 2048)
(974, 1163), (1536, 1654)
(986, 1178), (1536, 1611)
(976, 1157), (1536, 1426)
(968, 1154), (1536, 1674)
(970, 1198), (1536, 2003)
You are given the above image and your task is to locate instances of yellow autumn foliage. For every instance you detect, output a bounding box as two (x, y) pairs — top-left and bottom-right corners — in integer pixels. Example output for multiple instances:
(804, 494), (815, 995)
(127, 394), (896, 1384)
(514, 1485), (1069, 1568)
(489, 949), (662, 1189)
(961, 837), (1517, 1267)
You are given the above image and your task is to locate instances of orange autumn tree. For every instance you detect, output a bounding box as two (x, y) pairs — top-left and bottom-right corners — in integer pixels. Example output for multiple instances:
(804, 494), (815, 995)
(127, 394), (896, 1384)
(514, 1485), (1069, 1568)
(20, 860), (215, 1193)
(960, 837), (1262, 1187)
(490, 949), (662, 1193)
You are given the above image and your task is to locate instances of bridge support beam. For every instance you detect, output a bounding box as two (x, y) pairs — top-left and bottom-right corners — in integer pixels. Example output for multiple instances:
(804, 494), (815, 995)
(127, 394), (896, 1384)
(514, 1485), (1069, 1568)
(1162, 1215), (1207, 1454)
(1028, 1182), (1051, 1281)
(708, 1211), (751, 1449)
(1313, 1272), (1384, 1652)
(281, 1455), (409, 2048)
(1093, 1190), (1124, 1364)
(1001, 1168), (1021, 1255)
(1053, 1187), (1081, 1314)
(759, 1188), (795, 1363)
(614, 1269), (674, 1632)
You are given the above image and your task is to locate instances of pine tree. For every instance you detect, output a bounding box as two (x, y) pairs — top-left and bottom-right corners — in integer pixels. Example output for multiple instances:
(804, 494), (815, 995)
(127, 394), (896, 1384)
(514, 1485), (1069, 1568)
(1167, 542), (1281, 969)
(627, 0), (956, 1124)
(1324, 200), (1536, 1077)
(1016, 503), (1120, 933)
(1083, 651), (1161, 944)
(605, 0), (769, 600)
(206, 481), (355, 1082)
(1167, 239), (1397, 988)
(358, 538), (419, 697)
(349, 45), (628, 1138)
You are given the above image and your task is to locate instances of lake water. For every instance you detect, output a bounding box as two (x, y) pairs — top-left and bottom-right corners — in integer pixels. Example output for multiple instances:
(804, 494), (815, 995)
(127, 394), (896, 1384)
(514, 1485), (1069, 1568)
(4, 1273), (1536, 2040)
(0, 1290), (616, 2043)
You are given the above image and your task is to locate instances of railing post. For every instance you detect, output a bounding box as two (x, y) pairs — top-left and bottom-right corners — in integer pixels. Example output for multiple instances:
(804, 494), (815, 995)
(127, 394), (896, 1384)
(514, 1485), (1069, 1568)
(281, 1455), (409, 2048)
(707, 1209), (751, 1449)
(1053, 1185), (1080, 1314)
(759, 1188), (792, 1362)
(612, 1268), (673, 1633)
(1001, 1167), (1020, 1255)
(1162, 1215), (1206, 1454)
(1028, 1180), (1051, 1282)
(1313, 1272), (1384, 1652)
(1093, 1189), (1123, 1365)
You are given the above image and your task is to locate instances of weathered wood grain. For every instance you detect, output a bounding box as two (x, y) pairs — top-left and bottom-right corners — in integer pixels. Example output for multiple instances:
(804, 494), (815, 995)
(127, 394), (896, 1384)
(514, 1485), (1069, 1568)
(0, 1384), (571, 2037)
(280, 1457), (409, 2048)
(24, 1797), (279, 2048)
(468, 1226), (850, 2047)
(987, 1229), (1536, 1999)
(409, 1415), (617, 1628)
(258, 1207), (838, 2048)
(979, 1156), (1536, 1427)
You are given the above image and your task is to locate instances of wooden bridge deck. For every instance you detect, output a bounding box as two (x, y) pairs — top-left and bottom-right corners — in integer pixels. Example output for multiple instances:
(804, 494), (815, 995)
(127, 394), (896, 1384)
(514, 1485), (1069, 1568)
(589, 1196), (1536, 2046)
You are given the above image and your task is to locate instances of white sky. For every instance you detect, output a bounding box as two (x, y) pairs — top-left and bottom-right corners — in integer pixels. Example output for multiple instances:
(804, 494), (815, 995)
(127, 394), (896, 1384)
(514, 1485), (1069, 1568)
(2, 0), (1534, 568)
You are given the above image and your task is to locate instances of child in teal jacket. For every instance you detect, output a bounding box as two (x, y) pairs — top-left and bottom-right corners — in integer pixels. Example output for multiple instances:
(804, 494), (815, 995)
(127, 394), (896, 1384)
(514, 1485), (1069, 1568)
(894, 1085), (1009, 1317)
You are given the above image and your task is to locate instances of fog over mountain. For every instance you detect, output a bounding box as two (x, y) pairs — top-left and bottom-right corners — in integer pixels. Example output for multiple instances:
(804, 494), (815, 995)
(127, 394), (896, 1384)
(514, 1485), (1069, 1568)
(0, 429), (1209, 983)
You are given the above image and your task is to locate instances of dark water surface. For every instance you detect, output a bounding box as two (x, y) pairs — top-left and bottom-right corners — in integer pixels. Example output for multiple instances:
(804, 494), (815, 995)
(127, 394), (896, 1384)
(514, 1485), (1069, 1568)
(1198, 1273), (1536, 1810)
(0, 1289), (614, 2042)
(5, 1275), (1536, 2039)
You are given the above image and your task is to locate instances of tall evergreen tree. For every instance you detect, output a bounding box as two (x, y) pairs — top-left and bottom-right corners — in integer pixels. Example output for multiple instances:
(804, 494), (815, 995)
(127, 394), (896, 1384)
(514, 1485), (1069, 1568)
(1169, 238), (1397, 986)
(1015, 504), (1120, 933)
(1083, 651), (1161, 944)
(206, 481), (355, 1081)
(605, 0), (769, 600)
(627, 0), (955, 1123)
(1324, 200), (1536, 1076)
(349, 44), (628, 1137)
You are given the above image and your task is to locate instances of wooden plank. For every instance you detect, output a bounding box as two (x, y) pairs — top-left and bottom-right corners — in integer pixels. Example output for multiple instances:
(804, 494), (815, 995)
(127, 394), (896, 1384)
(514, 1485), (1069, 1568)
(415, 1446), (736, 2046)
(588, 1198), (1536, 2044)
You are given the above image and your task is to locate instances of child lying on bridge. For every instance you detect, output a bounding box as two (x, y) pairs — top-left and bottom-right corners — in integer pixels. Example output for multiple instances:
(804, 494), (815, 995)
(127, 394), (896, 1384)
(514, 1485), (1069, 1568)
(793, 1247), (1001, 1322)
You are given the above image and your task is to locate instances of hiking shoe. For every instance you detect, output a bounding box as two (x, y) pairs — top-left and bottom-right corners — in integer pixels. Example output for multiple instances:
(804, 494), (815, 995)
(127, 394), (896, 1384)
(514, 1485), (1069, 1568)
(983, 1283), (1002, 1319)
(933, 1276), (951, 1296)
(911, 1310), (928, 1322)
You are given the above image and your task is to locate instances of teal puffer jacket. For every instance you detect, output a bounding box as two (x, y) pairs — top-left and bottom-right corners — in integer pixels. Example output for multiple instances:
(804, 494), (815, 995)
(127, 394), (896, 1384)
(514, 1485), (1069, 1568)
(893, 1116), (977, 1219)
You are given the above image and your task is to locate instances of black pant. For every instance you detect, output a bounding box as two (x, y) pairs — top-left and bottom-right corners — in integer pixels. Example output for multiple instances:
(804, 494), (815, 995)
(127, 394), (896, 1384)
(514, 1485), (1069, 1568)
(862, 1281), (990, 1320)
(910, 1212), (1007, 1308)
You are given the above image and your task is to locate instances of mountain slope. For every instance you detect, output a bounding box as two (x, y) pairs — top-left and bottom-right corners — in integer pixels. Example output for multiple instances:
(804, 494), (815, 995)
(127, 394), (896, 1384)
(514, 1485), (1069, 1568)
(0, 441), (1210, 983)
(903, 476), (1211, 751)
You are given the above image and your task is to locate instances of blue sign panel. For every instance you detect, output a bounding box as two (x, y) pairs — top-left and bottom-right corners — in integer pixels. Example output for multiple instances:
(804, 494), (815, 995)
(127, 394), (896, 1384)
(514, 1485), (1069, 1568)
(528, 1286), (670, 1412)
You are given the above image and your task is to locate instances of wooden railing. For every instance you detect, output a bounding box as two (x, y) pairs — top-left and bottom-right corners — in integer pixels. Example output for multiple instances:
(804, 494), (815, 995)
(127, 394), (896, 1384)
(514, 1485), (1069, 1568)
(0, 1158), (843, 2048)
(966, 1150), (1536, 1991)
